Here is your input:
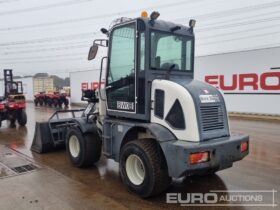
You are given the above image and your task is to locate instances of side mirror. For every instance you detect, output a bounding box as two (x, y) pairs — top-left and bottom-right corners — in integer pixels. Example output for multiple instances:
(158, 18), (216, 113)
(88, 44), (98, 60)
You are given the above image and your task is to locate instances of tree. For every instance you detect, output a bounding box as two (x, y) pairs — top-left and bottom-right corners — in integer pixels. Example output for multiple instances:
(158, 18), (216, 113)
(34, 73), (49, 78)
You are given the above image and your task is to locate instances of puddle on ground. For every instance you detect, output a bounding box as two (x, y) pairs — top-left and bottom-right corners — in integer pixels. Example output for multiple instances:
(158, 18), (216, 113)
(0, 145), (40, 179)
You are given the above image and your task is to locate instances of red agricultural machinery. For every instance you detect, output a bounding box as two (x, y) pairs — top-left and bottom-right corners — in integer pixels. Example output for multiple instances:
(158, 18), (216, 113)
(0, 69), (27, 127)
(34, 91), (69, 108)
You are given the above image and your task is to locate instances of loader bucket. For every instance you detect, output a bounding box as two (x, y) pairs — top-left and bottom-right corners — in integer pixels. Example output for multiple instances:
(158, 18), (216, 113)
(31, 122), (56, 153)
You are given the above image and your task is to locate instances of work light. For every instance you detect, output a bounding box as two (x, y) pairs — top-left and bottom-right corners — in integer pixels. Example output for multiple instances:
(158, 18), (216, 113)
(189, 19), (196, 28)
(150, 11), (160, 20)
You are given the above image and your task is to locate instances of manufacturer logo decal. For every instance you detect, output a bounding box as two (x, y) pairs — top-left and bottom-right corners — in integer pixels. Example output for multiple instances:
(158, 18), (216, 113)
(199, 94), (220, 103)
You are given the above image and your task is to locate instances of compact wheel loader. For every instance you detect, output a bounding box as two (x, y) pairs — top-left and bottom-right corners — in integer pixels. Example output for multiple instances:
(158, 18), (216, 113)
(31, 12), (249, 198)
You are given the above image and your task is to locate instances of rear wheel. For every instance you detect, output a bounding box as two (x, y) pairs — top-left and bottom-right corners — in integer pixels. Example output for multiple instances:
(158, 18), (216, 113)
(17, 109), (27, 126)
(47, 99), (52, 107)
(64, 98), (69, 107)
(120, 139), (171, 198)
(34, 99), (38, 106)
(66, 127), (101, 167)
(53, 99), (58, 107)
(58, 99), (63, 108)
(10, 118), (16, 128)
(39, 98), (44, 106)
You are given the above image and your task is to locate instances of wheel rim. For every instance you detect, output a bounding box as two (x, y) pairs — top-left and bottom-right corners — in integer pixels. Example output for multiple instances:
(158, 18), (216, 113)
(125, 154), (145, 185)
(69, 135), (80, 158)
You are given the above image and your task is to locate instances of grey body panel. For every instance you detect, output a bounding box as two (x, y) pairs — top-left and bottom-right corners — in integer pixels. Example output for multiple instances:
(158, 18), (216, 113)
(103, 117), (248, 178)
(102, 118), (176, 161)
(170, 77), (230, 141)
(160, 134), (249, 177)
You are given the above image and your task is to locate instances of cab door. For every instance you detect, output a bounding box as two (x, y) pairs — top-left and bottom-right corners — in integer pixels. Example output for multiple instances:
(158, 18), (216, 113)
(106, 22), (136, 113)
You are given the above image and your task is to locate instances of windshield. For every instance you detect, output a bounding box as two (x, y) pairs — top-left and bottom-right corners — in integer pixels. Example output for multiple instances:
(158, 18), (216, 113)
(150, 31), (194, 71)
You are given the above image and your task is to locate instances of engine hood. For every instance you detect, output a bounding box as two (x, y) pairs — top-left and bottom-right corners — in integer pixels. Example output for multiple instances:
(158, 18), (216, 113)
(170, 78), (230, 141)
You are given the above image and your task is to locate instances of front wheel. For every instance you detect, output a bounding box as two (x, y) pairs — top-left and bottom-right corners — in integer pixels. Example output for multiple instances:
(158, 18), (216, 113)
(66, 127), (101, 167)
(47, 99), (52, 107)
(64, 98), (69, 107)
(10, 118), (16, 128)
(120, 139), (171, 198)
(34, 99), (38, 106)
(39, 98), (44, 106)
(17, 109), (27, 126)
(53, 99), (58, 107)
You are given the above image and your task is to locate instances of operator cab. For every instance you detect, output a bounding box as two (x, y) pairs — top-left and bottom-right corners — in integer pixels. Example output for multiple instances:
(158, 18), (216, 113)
(89, 12), (195, 121)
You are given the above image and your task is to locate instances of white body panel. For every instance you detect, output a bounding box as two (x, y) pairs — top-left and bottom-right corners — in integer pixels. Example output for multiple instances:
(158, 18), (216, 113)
(151, 79), (199, 142)
(97, 88), (107, 120)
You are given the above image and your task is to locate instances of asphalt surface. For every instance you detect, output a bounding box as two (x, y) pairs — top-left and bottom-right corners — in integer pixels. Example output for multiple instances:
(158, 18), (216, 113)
(0, 103), (279, 210)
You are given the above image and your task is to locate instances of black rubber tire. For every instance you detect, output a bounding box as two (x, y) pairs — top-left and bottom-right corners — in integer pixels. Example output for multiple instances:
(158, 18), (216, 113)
(34, 99), (38, 106)
(39, 99), (44, 106)
(66, 127), (101, 168)
(43, 98), (47, 106)
(47, 99), (52, 107)
(53, 99), (58, 108)
(17, 109), (27, 126)
(58, 99), (63, 108)
(120, 139), (171, 198)
(10, 118), (16, 128)
(64, 98), (69, 107)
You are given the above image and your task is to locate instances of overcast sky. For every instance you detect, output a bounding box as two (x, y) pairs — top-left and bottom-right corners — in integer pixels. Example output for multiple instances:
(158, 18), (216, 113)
(0, 0), (280, 78)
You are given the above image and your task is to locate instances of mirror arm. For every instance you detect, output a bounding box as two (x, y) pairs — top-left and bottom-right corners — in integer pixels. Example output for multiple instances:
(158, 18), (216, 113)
(93, 39), (108, 47)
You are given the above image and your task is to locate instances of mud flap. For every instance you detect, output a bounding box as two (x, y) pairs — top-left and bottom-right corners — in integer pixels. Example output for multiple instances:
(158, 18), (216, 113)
(31, 122), (56, 153)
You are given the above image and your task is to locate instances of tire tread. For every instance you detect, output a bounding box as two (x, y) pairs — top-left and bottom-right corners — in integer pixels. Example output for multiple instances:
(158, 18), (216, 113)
(123, 139), (171, 197)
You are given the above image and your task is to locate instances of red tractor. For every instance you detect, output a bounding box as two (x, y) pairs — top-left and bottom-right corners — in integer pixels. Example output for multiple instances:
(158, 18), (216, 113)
(57, 92), (69, 108)
(34, 91), (69, 108)
(0, 69), (27, 127)
(34, 92), (46, 106)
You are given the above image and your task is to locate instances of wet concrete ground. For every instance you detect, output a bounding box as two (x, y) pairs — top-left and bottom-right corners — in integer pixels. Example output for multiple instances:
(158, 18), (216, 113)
(0, 103), (279, 210)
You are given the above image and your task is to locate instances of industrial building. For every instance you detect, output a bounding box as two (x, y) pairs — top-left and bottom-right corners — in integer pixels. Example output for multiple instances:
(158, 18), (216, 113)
(33, 77), (54, 94)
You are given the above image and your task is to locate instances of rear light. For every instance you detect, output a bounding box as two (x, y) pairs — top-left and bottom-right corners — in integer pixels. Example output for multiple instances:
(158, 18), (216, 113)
(8, 102), (19, 109)
(190, 151), (210, 164)
(241, 142), (248, 153)
(18, 103), (26, 108)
